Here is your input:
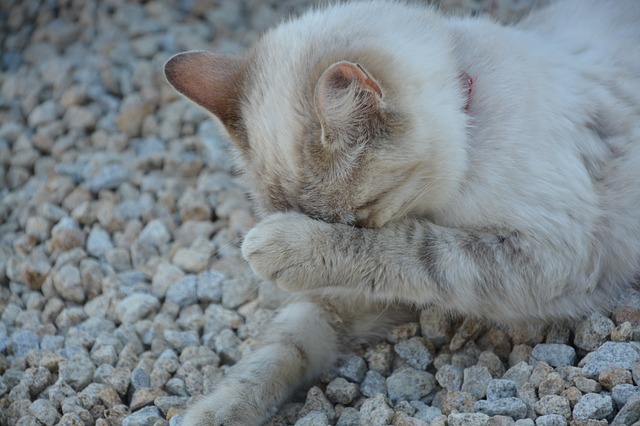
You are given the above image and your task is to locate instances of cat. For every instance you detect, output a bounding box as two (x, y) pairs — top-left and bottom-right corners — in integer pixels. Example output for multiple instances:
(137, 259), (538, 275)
(164, 0), (640, 424)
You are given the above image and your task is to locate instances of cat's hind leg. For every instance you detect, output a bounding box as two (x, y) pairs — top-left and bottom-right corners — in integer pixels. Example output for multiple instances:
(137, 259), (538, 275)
(183, 295), (412, 426)
(183, 300), (337, 425)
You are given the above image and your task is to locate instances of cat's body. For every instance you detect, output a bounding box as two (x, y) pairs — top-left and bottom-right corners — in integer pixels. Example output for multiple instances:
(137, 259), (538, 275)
(164, 1), (640, 424)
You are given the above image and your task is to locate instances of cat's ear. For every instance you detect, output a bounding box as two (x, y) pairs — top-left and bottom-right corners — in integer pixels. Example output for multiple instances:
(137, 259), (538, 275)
(164, 50), (245, 137)
(314, 61), (383, 139)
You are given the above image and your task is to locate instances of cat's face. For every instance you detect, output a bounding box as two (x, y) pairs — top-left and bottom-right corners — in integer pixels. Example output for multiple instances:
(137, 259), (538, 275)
(164, 9), (469, 228)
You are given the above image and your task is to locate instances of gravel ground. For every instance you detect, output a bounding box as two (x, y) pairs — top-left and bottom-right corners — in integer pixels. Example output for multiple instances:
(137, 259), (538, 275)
(1, 0), (640, 425)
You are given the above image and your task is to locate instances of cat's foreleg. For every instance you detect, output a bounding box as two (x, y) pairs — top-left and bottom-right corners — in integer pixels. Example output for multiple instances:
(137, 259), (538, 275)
(243, 212), (597, 322)
(183, 299), (341, 426)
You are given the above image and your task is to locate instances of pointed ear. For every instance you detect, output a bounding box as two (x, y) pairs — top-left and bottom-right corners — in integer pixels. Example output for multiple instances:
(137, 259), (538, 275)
(164, 50), (245, 136)
(314, 61), (383, 136)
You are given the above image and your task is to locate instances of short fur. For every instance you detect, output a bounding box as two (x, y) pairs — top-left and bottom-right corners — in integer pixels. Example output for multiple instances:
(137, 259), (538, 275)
(164, 1), (640, 424)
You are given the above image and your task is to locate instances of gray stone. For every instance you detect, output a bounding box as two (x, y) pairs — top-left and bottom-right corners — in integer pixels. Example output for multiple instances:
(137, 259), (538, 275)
(462, 365), (492, 399)
(580, 342), (640, 378)
(28, 398), (60, 425)
(59, 353), (96, 391)
(394, 337), (433, 370)
(502, 362), (534, 388)
(337, 354), (368, 383)
(29, 100), (58, 127)
(213, 328), (241, 364)
(298, 386), (336, 424)
(53, 264), (85, 303)
(325, 377), (359, 405)
(359, 394), (394, 426)
(360, 370), (387, 398)
(364, 343), (394, 376)
(573, 313), (615, 352)
(166, 275), (198, 307)
(534, 414), (567, 426)
(447, 413), (490, 426)
(386, 368), (436, 403)
(534, 395), (571, 420)
(336, 407), (360, 426)
(196, 270), (224, 303)
(413, 404), (443, 423)
(531, 344), (576, 367)
(139, 219), (171, 247)
(486, 379), (518, 401)
(122, 406), (163, 426)
(611, 393), (640, 425)
(115, 293), (160, 324)
(85, 164), (128, 193)
(9, 329), (40, 357)
(436, 364), (463, 392)
(474, 398), (528, 420)
(611, 384), (640, 408)
(163, 329), (200, 351)
(86, 226), (113, 257)
(295, 411), (329, 426)
(572, 393), (614, 420)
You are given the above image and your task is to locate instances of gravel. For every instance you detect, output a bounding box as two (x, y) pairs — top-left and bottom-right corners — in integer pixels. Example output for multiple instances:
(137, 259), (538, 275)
(1, 0), (639, 425)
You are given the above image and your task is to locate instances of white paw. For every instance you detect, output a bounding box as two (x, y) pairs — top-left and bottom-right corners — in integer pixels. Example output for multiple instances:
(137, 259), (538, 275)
(241, 212), (327, 290)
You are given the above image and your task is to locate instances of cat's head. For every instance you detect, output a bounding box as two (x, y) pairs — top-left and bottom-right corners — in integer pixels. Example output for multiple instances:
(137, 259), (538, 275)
(164, 3), (469, 228)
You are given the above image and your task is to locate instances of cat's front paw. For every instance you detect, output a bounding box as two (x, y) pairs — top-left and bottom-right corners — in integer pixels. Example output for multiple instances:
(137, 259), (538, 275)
(241, 212), (328, 291)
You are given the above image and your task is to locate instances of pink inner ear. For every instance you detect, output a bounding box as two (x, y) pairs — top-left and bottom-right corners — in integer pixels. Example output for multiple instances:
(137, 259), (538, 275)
(324, 62), (382, 96)
(164, 51), (244, 127)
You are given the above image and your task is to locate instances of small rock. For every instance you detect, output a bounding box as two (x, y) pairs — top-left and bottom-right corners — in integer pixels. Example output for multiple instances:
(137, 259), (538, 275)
(85, 164), (128, 194)
(365, 342), (394, 376)
(337, 355), (368, 383)
(163, 329), (199, 351)
(580, 342), (640, 378)
(436, 364), (463, 392)
(597, 365), (633, 390)
(139, 219), (171, 247)
(531, 344), (576, 367)
(534, 395), (571, 420)
(441, 391), (477, 415)
(386, 368), (436, 403)
(502, 362), (534, 388)
(336, 407), (360, 426)
(474, 398), (528, 420)
(572, 393), (613, 420)
(50, 217), (85, 252)
(394, 337), (433, 370)
(573, 313), (615, 352)
(462, 365), (492, 399)
(534, 414), (567, 426)
(325, 377), (359, 405)
(166, 275), (198, 307)
(59, 353), (96, 391)
(360, 370), (387, 398)
(115, 293), (160, 324)
(296, 411), (329, 426)
(196, 270), (224, 303)
(611, 383), (640, 408)
(359, 394), (394, 426)
(29, 398), (60, 425)
(29, 100), (58, 127)
(486, 379), (518, 401)
(298, 386), (336, 424)
(122, 406), (163, 426)
(611, 393), (640, 425)
(447, 413), (490, 426)
(9, 330), (40, 357)
(86, 226), (113, 257)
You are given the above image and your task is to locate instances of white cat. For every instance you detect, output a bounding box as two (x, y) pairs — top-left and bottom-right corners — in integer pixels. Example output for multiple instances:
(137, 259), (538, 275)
(164, 1), (640, 424)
